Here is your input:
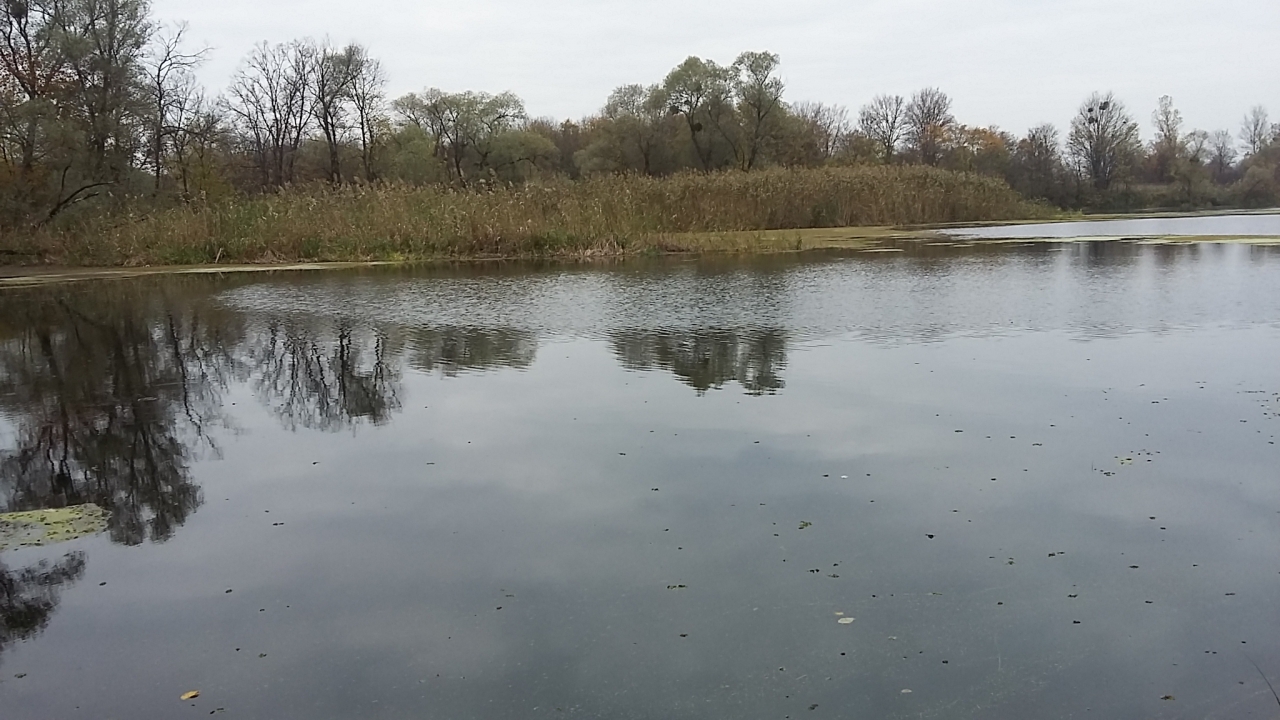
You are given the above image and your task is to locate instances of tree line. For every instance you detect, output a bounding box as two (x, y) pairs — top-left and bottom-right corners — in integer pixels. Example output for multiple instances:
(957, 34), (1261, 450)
(3, 0), (1279, 231)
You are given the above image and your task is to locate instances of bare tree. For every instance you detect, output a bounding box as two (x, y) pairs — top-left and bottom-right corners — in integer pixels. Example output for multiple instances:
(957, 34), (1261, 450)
(792, 101), (851, 162)
(858, 94), (905, 164)
(1239, 106), (1271, 156)
(905, 88), (953, 166)
(349, 47), (386, 181)
(310, 40), (361, 184)
(170, 91), (223, 197)
(142, 22), (208, 192)
(1067, 92), (1140, 191)
(1208, 130), (1237, 184)
(225, 41), (315, 188)
(1008, 123), (1063, 200)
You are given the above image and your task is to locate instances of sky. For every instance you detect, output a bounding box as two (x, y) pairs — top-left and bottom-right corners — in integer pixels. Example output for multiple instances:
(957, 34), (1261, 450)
(153, 0), (1280, 141)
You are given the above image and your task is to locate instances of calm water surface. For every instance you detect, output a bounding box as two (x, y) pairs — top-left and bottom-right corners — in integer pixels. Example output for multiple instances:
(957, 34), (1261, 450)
(945, 212), (1280, 239)
(2, 242), (1279, 720)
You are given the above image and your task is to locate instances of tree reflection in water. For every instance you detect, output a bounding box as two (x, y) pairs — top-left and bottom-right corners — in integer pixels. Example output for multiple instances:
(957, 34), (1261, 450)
(612, 328), (787, 395)
(250, 321), (401, 431)
(0, 276), (791, 664)
(0, 284), (243, 545)
(0, 553), (86, 655)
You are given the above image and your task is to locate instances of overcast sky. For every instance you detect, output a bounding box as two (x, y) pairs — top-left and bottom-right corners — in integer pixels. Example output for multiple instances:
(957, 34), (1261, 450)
(153, 0), (1280, 141)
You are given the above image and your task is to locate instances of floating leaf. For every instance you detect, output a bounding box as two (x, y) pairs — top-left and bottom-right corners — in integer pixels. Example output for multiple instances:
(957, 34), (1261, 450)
(180, 690), (201, 700)
(837, 617), (855, 625)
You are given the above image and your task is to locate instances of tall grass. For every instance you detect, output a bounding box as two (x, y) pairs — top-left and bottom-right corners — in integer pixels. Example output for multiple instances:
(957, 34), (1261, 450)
(3, 165), (1050, 266)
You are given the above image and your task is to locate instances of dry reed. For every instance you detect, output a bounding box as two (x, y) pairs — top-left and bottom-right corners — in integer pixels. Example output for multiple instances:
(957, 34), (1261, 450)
(2, 165), (1050, 266)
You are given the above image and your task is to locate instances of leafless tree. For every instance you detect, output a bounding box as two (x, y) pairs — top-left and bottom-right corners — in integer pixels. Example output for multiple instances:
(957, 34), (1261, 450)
(905, 88), (954, 166)
(1067, 92), (1140, 191)
(793, 101), (850, 162)
(858, 94), (905, 164)
(225, 40), (315, 187)
(349, 47), (386, 181)
(310, 40), (362, 183)
(1208, 129), (1237, 183)
(142, 22), (208, 192)
(1239, 106), (1271, 156)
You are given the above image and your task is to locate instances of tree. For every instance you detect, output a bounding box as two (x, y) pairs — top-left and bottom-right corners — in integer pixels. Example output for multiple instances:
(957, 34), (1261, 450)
(391, 89), (526, 185)
(905, 88), (954, 166)
(141, 22), (207, 192)
(1208, 129), (1237, 184)
(0, 0), (152, 224)
(0, 0), (76, 222)
(662, 56), (734, 171)
(60, 0), (154, 182)
(858, 94), (905, 164)
(1171, 129), (1209, 204)
(310, 40), (362, 183)
(1239, 106), (1271, 156)
(1007, 123), (1065, 202)
(225, 41), (315, 188)
(729, 50), (784, 170)
(790, 101), (851, 164)
(1067, 92), (1140, 191)
(349, 48), (386, 181)
(579, 83), (671, 175)
(1149, 95), (1183, 182)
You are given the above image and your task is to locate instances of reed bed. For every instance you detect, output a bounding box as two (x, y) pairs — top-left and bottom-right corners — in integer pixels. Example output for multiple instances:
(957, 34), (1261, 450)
(3, 165), (1050, 266)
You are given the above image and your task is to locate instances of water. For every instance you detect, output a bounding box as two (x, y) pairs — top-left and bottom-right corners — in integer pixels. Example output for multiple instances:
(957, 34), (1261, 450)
(943, 212), (1280, 239)
(2, 242), (1279, 719)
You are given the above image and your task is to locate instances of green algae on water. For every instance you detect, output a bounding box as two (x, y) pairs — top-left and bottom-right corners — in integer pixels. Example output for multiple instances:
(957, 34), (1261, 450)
(0, 504), (110, 550)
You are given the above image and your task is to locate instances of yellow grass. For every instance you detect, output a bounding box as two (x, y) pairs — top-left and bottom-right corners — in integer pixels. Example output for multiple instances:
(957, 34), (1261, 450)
(2, 166), (1050, 266)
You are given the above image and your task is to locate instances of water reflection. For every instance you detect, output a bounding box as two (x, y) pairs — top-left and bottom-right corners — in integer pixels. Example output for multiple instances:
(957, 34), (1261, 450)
(613, 328), (787, 395)
(404, 326), (538, 376)
(0, 242), (1279, 719)
(248, 321), (401, 431)
(0, 286), (235, 545)
(0, 553), (85, 657)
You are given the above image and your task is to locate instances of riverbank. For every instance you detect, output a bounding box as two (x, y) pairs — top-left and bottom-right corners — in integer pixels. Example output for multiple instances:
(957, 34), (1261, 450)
(0, 166), (1045, 267)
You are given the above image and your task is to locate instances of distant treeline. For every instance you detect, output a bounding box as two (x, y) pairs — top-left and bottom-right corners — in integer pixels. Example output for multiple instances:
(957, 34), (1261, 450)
(2, 0), (1278, 238)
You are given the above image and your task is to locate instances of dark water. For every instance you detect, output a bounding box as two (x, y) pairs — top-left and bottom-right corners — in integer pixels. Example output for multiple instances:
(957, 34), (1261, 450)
(944, 212), (1280, 239)
(2, 242), (1279, 720)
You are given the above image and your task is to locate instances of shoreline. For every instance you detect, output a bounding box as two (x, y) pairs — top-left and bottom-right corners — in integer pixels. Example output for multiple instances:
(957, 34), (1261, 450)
(4, 222), (1280, 288)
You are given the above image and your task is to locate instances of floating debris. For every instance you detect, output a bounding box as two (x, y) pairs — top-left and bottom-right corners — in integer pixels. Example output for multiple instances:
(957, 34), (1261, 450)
(180, 691), (201, 701)
(799, 521), (813, 530)
(837, 617), (855, 625)
(0, 504), (110, 550)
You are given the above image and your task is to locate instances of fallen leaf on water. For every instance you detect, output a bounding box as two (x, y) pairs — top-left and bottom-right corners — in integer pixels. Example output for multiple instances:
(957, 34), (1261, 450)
(180, 690), (201, 700)
(837, 618), (855, 625)
(901, 689), (913, 694)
